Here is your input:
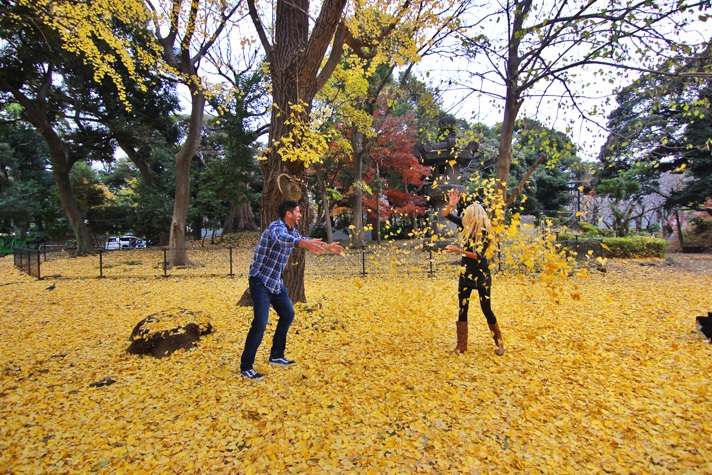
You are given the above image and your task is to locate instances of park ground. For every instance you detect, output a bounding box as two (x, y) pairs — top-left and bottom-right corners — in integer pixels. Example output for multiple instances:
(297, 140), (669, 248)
(0, 248), (711, 474)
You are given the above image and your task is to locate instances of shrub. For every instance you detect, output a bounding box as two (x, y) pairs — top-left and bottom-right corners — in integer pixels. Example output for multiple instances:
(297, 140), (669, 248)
(646, 221), (661, 234)
(601, 236), (668, 258)
(690, 216), (711, 233)
(679, 216), (712, 251)
(310, 224), (328, 240)
(556, 232), (577, 241)
(578, 222), (615, 237)
(550, 233), (604, 259)
(25, 231), (47, 247)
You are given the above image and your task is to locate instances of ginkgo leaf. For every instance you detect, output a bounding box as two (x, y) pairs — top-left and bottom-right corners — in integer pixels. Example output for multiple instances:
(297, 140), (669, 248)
(0, 245), (710, 474)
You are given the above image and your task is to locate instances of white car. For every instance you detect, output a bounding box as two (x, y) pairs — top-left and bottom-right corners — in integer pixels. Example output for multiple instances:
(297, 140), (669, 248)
(105, 235), (147, 250)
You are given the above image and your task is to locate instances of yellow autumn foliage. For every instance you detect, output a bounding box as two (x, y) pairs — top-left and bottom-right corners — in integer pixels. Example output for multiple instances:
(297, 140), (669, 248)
(16, 0), (158, 106)
(270, 102), (334, 168)
(1, 251), (711, 473)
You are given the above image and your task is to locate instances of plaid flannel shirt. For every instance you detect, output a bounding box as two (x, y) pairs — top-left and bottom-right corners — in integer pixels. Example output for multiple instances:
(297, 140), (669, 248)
(248, 218), (304, 294)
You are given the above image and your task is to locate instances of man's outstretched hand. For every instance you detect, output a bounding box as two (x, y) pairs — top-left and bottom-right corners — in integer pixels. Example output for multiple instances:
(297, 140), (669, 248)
(300, 239), (344, 255)
(324, 242), (344, 255)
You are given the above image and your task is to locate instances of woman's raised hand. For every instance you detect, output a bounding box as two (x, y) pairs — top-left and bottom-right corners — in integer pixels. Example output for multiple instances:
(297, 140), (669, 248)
(447, 189), (460, 207)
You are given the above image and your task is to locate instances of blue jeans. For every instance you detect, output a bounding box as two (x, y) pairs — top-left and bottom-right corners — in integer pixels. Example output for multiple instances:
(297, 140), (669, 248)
(240, 276), (295, 371)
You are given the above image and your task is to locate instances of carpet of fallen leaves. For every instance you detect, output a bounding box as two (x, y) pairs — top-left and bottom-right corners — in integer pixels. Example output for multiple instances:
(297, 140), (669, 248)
(1, 249), (711, 474)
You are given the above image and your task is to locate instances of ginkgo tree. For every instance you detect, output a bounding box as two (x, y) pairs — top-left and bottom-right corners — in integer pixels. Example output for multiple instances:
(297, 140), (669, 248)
(146, 0), (246, 267)
(0, 9), (95, 252)
(12, 0), (249, 263)
(242, 0), (467, 302)
(11, 0), (160, 105)
(0, 3), (176, 253)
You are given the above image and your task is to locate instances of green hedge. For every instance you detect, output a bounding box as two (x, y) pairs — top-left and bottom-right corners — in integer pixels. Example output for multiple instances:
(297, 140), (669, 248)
(556, 232), (577, 241)
(577, 222), (615, 238)
(601, 236), (668, 258)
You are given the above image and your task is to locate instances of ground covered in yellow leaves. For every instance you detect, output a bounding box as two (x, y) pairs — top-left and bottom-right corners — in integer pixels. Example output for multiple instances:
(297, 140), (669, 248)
(1, 250), (711, 474)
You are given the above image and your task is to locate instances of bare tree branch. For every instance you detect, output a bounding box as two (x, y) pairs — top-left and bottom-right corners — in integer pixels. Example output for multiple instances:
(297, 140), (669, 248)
(506, 153), (548, 207)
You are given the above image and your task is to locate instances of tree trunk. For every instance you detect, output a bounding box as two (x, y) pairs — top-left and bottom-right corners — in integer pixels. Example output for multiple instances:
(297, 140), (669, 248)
(192, 215), (203, 241)
(315, 166), (334, 243)
(496, 94), (523, 204)
(167, 86), (205, 267)
(236, 202), (259, 231)
(115, 138), (154, 186)
(375, 188), (382, 245)
(222, 204), (239, 235)
(495, 0), (529, 205)
(51, 158), (94, 254)
(351, 130), (367, 247)
(222, 201), (259, 234)
(15, 90), (93, 254)
(675, 209), (684, 247)
(240, 0), (348, 305)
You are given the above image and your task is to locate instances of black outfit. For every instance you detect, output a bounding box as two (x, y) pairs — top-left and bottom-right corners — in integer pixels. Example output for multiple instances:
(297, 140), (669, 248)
(445, 213), (497, 324)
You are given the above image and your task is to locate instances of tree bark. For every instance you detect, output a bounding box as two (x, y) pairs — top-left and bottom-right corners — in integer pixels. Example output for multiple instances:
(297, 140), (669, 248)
(5, 82), (93, 254)
(222, 202), (259, 234)
(496, 94), (524, 205)
(315, 166), (334, 243)
(167, 86), (204, 267)
(236, 202), (259, 231)
(242, 0), (348, 304)
(351, 130), (367, 247)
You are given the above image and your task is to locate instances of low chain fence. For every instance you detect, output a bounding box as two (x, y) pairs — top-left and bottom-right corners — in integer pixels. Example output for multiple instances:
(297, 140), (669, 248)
(13, 248), (42, 277)
(11, 244), (457, 280)
(11, 237), (604, 280)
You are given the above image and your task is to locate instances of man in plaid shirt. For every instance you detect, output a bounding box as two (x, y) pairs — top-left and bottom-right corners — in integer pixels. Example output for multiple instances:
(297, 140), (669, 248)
(240, 200), (343, 381)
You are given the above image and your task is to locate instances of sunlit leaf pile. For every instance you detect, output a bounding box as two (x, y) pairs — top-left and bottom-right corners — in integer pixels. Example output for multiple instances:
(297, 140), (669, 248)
(1, 250), (711, 474)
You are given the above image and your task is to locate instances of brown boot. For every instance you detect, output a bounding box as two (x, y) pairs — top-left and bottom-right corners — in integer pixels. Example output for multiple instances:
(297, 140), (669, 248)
(454, 321), (468, 353)
(488, 323), (505, 356)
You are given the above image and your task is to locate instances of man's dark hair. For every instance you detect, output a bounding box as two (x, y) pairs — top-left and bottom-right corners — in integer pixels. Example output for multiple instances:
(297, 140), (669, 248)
(278, 200), (299, 218)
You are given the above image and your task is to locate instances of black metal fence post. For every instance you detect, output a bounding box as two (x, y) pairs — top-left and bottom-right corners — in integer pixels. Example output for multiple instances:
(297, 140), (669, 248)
(428, 248), (434, 277)
(361, 246), (367, 276)
(99, 249), (103, 278)
(163, 247), (168, 277)
(229, 246), (234, 276)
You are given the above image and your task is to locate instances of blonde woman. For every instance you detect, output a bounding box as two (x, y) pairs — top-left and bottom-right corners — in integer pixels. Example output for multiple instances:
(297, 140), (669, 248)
(443, 189), (504, 356)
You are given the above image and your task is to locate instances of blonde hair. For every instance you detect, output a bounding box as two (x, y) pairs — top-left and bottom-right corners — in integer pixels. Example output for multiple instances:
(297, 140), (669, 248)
(459, 203), (492, 252)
